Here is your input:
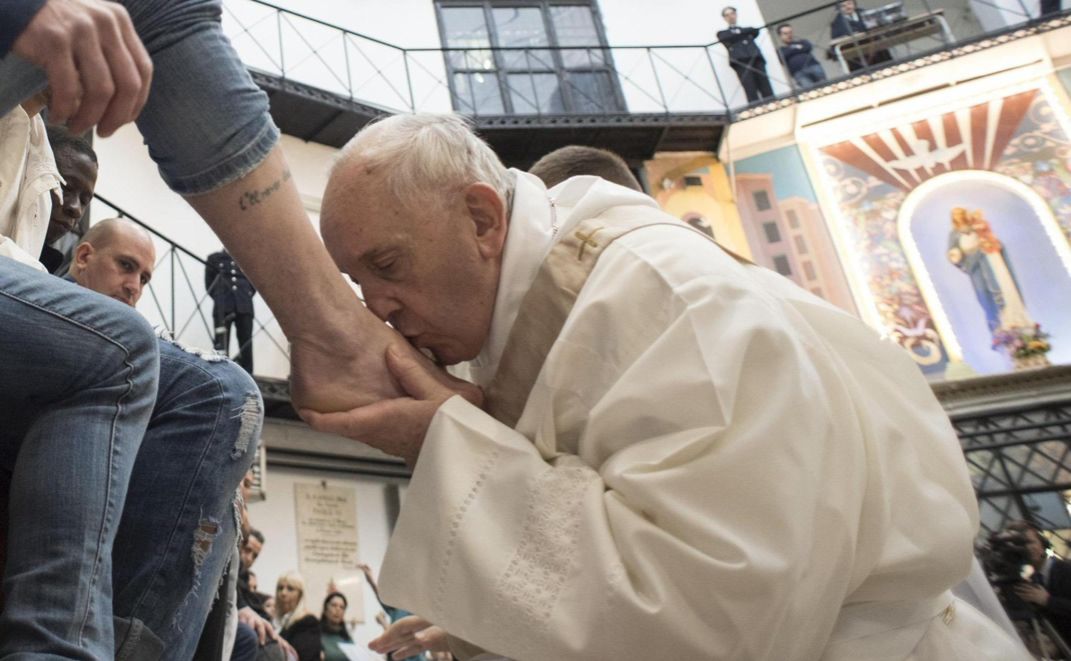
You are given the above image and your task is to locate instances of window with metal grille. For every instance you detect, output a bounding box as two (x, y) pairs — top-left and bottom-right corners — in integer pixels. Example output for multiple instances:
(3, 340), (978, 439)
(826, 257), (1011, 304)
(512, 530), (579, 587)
(436, 1), (623, 115)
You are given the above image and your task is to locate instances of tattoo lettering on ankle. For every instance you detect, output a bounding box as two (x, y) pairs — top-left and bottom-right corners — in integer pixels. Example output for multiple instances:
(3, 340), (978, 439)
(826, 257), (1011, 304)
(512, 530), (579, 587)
(238, 169), (292, 211)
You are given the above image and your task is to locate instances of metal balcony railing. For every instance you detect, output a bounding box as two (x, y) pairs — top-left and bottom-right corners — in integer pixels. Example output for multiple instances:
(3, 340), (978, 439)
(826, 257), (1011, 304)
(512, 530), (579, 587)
(220, 0), (1070, 121)
(93, 194), (292, 380)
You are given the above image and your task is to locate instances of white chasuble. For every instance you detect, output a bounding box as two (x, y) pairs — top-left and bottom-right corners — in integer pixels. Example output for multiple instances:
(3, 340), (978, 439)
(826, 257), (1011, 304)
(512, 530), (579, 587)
(378, 172), (1028, 660)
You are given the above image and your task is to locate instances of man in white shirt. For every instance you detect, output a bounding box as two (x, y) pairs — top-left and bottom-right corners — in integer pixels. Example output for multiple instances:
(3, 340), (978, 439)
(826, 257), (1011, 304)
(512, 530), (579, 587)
(306, 113), (1026, 660)
(0, 100), (61, 268)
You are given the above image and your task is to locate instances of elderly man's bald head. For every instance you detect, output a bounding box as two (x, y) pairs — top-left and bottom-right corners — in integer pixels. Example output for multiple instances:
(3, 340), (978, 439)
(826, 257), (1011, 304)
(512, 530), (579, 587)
(70, 218), (156, 307)
(320, 113), (512, 365)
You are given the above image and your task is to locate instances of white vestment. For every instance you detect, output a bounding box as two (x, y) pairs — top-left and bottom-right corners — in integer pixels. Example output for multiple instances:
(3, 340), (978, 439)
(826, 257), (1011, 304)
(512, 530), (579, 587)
(0, 105), (61, 270)
(379, 171), (1028, 660)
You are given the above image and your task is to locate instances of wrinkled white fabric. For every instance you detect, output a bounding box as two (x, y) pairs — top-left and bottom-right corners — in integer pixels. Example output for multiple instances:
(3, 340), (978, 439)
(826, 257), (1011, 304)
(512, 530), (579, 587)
(381, 173), (1028, 660)
(0, 106), (60, 270)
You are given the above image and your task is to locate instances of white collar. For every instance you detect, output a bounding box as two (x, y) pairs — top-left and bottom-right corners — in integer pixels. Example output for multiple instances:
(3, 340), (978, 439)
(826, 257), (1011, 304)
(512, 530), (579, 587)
(460, 170), (658, 386)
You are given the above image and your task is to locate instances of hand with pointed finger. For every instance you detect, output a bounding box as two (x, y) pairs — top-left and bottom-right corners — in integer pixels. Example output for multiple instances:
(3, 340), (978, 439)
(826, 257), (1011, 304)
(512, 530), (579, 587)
(12, 0), (153, 136)
(300, 343), (483, 468)
(368, 615), (451, 660)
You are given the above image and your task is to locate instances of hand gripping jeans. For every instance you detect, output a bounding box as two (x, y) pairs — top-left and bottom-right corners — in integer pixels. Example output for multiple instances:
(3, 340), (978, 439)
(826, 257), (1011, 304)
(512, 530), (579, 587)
(0, 258), (159, 660)
(0, 0), (279, 196)
(111, 337), (261, 661)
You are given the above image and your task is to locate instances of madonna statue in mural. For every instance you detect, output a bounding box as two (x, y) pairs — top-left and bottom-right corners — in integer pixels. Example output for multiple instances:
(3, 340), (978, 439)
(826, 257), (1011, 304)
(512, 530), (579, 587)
(946, 207), (1033, 336)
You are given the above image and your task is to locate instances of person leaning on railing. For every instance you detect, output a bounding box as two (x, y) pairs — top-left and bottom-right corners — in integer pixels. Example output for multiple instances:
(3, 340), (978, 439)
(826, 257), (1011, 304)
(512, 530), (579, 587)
(717, 5), (773, 103)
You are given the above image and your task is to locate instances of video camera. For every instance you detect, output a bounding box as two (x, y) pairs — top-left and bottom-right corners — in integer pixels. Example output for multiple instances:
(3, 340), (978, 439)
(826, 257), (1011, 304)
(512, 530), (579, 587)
(981, 529), (1035, 586)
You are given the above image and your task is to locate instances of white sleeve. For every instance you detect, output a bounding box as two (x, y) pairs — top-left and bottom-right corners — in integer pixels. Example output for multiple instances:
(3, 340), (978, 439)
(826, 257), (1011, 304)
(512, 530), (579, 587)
(378, 237), (975, 661)
(0, 236), (46, 271)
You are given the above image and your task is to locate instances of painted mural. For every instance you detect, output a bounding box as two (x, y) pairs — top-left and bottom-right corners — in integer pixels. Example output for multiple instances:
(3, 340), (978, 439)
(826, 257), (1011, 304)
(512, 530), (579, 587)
(643, 152), (755, 259)
(731, 146), (857, 314)
(816, 88), (1071, 378)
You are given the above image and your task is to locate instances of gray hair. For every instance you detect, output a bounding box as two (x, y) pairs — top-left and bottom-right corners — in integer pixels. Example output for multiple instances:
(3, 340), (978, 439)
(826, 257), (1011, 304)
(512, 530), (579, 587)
(336, 113), (510, 208)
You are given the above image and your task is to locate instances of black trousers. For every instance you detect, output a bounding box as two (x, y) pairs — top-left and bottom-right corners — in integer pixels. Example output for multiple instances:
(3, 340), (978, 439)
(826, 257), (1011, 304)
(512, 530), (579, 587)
(213, 306), (254, 373)
(731, 58), (773, 103)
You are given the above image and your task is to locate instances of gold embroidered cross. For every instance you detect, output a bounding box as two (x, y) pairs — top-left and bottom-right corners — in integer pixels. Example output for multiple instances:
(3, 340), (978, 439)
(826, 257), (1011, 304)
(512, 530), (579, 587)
(575, 227), (603, 260)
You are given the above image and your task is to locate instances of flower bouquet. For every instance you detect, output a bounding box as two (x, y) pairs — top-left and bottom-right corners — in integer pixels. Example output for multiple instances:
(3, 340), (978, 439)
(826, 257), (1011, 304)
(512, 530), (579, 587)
(992, 324), (1052, 369)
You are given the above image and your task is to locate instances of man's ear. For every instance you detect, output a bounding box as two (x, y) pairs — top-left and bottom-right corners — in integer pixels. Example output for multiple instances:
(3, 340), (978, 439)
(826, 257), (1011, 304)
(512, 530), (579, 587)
(72, 242), (94, 275)
(463, 182), (508, 259)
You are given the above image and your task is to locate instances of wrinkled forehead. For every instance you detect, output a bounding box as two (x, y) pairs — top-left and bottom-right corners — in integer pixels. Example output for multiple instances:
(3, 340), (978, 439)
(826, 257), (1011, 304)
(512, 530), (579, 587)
(322, 163), (413, 257)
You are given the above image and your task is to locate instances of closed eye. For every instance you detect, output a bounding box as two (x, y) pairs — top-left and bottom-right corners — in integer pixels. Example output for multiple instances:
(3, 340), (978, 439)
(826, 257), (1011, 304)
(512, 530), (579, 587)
(372, 257), (396, 275)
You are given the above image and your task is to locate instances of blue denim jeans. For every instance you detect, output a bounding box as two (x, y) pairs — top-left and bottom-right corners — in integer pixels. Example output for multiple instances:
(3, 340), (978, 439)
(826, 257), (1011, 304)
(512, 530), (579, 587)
(0, 0), (278, 195)
(792, 63), (828, 88)
(0, 258), (159, 660)
(112, 337), (261, 661)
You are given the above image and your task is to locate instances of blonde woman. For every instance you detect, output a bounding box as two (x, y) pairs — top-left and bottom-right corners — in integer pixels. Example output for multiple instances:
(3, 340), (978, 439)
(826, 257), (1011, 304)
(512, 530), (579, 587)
(273, 572), (322, 661)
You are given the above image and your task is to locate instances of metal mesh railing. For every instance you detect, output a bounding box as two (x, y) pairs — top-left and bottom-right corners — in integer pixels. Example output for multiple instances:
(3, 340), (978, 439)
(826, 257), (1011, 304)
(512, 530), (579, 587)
(92, 194), (292, 379)
(220, 0), (1067, 119)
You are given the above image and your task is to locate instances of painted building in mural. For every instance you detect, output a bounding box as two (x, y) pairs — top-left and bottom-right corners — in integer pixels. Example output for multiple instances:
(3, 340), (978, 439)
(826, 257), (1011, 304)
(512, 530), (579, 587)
(643, 153), (753, 259)
(645, 147), (857, 315)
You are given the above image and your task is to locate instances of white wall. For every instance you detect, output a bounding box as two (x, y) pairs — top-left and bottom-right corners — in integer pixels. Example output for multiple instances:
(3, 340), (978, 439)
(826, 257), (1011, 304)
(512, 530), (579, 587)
(247, 466), (405, 653)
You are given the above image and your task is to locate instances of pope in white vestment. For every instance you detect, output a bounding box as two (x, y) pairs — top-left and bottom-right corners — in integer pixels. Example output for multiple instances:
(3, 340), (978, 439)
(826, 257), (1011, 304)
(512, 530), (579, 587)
(311, 114), (1028, 661)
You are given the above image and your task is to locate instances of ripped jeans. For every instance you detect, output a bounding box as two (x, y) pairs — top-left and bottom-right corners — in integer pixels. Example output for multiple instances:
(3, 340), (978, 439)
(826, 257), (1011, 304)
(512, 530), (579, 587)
(110, 337), (262, 661)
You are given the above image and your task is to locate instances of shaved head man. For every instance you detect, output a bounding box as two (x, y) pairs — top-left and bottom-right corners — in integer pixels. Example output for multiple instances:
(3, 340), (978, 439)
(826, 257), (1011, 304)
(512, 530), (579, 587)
(69, 218), (155, 306)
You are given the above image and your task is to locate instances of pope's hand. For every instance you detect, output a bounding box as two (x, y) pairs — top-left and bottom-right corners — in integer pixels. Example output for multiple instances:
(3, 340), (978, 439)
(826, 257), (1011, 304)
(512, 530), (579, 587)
(368, 615), (451, 660)
(300, 344), (483, 467)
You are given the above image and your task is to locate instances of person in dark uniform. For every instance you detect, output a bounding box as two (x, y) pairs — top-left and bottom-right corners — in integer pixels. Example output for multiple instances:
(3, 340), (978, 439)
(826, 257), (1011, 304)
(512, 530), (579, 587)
(830, 0), (893, 72)
(717, 6), (773, 104)
(206, 248), (256, 372)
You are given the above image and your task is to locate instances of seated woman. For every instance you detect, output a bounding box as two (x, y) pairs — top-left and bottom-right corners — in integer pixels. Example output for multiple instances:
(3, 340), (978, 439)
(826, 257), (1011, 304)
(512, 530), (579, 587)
(320, 592), (353, 661)
(273, 572), (322, 661)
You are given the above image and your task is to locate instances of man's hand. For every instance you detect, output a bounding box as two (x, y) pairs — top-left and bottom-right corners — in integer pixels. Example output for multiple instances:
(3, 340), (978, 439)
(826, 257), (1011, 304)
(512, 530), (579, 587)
(368, 615), (451, 660)
(237, 606), (296, 658)
(300, 343), (483, 467)
(12, 0), (153, 136)
(237, 607), (275, 645)
(1014, 581), (1051, 607)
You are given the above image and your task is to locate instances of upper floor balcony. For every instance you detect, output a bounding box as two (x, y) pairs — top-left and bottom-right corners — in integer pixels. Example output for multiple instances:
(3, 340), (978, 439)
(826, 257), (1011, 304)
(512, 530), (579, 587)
(218, 0), (1070, 164)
